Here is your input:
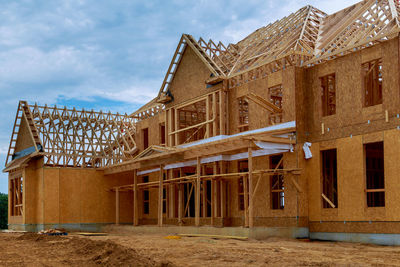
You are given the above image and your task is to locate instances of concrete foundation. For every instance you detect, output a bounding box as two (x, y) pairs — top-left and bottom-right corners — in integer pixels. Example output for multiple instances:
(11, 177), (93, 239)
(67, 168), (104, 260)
(104, 225), (309, 239)
(310, 232), (400, 246)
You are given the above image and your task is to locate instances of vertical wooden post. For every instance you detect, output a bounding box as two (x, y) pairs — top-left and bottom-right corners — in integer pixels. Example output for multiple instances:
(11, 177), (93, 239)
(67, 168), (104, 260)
(174, 109), (178, 145)
(115, 188), (120, 225)
(165, 109), (168, 147)
(169, 169), (175, 219)
(206, 96), (210, 138)
(248, 146), (254, 228)
(219, 90), (226, 135)
(211, 162), (217, 226)
(133, 170), (138, 226)
(168, 109), (173, 146)
(195, 157), (201, 226)
(212, 92), (217, 136)
(244, 175), (249, 227)
(202, 166), (206, 218)
(178, 168), (183, 223)
(220, 161), (225, 221)
(158, 165), (164, 227)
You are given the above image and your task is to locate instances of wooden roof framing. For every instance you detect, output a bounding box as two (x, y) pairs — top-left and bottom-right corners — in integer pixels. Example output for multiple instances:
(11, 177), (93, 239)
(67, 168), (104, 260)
(135, 0), (400, 120)
(5, 101), (137, 169)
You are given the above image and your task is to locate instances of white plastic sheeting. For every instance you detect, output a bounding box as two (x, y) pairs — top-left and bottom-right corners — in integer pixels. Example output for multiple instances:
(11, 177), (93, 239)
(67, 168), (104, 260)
(303, 142), (312, 159)
(178, 121), (296, 148)
(137, 168), (161, 176)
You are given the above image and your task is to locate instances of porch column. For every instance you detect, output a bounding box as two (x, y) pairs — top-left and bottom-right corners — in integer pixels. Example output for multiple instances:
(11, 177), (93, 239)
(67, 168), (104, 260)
(133, 170), (138, 226)
(158, 165), (164, 227)
(195, 157), (201, 226)
(248, 145), (254, 228)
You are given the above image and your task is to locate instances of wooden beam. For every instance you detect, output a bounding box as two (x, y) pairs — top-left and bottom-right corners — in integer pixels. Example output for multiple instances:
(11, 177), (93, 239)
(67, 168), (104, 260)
(243, 174), (249, 227)
(321, 193), (336, 208)
(195, 157), (201, 226)
(178, 169), (183, 224)
(133, 170), (138, 226)
(248, 146), (254, 228)
(211, 162), (217, 226)
(158, 165), (164, 226)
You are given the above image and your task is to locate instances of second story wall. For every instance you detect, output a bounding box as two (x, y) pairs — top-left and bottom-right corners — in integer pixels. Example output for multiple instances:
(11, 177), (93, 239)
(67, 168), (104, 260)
(227, 66), (298, 135)
(301, 37), (399, 143)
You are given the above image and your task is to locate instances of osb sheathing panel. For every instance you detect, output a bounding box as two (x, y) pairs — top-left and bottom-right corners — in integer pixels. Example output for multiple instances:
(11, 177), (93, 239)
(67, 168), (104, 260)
(23, 161), (41, 224)
(27, 168), (134, 225)
(306, 129), (400, 225)
(135, 112), (165, 151)
(137, 172), (159, 219)
(15, 115), (35, 153)
(304, 142), (321, 222)
(303, 38), (399, 143)
(227, 68), (296, 134)
(383, 129), (400, 221)
(43, 168), (60, 223)
(165, 45), (217, 109)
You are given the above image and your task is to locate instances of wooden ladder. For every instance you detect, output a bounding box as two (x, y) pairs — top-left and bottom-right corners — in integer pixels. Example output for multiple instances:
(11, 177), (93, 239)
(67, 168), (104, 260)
(20, 101), (42, 150)
(158, 36), (188, 101)
(5, 102), (24, 165)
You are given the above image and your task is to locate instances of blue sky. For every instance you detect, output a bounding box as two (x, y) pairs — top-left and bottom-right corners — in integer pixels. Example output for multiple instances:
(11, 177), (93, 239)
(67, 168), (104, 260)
(0, 0), (360, 193)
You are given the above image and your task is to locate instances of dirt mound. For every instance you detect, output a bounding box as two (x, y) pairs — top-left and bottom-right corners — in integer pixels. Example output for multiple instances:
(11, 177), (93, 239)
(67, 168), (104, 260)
(16, 232), (62, 242)
(71, 238), (160, 266)
(10, 233), (175, 266)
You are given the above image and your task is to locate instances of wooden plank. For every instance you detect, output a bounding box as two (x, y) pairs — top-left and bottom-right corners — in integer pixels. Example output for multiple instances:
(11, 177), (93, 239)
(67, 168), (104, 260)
(174, 108), (178, 145)
(202, 166), (206, 218)
(211, 162), (217, 225)
(178, 233), (248, 240)
(158, 165), (164, 226)
(219, 90), (225, 135)
(206, 95), (210, 138)
(178, 169), (183, 223)
(243, 175), (249, 227)
(212, 92), (217, 136)
(133, 170), (138, 226)
(248, 147), (254, 227)
(195, 157), (201, 226)
(321, 193), (336, 208)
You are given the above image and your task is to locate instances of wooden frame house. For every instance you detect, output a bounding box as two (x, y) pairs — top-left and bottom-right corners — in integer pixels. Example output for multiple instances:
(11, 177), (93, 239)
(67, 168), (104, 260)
(4, 0), (400, 244)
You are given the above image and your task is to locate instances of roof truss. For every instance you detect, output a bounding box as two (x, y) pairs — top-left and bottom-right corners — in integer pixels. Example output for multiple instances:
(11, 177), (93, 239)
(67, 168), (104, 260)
(6, 101), (137, 168)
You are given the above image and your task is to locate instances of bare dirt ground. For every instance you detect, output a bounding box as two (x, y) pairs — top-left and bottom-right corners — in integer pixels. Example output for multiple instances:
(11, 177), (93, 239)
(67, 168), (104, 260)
(1, 232), (400, 266)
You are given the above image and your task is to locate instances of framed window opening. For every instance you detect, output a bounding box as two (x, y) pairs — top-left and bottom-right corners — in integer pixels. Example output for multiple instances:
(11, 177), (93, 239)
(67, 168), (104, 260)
(143, 176), (150, 214)
(320, 74), (336, 116)
(238, 97), (249, 132)
(270, 155), (284, 210)
(365, 142), (385, 207)
(268, 84), (283, 124)
(362, 59), (383, 107)
(10, 176), (23, 216)
(321, 149), (338, 208)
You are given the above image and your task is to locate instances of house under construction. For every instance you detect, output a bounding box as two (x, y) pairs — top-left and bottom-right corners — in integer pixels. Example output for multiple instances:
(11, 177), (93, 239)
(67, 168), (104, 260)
(5, 0), (400, 245)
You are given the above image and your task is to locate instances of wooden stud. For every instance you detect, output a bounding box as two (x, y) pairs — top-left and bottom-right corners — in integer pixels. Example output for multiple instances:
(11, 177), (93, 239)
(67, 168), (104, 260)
(158, 165), (164, 227)
(248, 146), (254, 228)
(195, 157), (201, 226)
(133, 170), (138, 226)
